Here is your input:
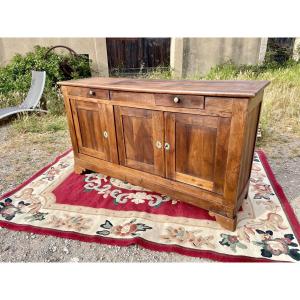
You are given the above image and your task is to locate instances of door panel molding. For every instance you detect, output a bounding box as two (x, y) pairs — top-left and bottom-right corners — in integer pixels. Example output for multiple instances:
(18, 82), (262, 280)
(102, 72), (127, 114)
(114, 106), (165, 176)
(165, 112), (231, 194)
(70, 98), (118, 163)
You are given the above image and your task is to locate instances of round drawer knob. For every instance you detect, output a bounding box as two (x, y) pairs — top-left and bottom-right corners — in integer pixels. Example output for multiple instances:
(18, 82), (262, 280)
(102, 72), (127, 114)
(173, 96), (180, 103)
(89, 90), (95, 96)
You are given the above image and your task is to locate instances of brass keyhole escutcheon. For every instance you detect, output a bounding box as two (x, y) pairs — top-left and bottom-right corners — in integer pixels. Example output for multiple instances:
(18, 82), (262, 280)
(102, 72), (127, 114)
(103, 131), (108, 138)
(156, 141), (162, 149)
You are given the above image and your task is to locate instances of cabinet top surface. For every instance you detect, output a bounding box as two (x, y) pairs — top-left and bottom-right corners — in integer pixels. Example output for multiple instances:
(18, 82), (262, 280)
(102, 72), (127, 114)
(58, 77), (270, 97)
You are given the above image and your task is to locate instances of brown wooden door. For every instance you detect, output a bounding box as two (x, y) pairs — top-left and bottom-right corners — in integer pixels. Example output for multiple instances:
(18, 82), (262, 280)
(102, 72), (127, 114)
(165, 112), (231, 194)
(106, 38), (170, 75)
(114, 106), (165, 176)
(70, 99), (118, 163)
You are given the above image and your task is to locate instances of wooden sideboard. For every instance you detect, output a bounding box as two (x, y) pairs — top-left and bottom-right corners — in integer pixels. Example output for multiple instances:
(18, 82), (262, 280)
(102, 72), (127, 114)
(58, 77), (269, 231)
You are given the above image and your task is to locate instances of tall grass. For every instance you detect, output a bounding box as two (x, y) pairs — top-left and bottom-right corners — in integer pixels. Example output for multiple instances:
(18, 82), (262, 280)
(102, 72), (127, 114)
(207, 62), (300, 140)
(11, 114), (67, 134)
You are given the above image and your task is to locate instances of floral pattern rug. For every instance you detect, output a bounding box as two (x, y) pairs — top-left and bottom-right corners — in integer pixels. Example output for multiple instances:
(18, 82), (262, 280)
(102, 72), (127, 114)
(0, 150), (299, 262)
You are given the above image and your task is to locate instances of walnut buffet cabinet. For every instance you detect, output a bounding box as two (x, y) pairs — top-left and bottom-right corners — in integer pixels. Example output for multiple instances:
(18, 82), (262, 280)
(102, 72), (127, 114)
(58, 77), (269, 231)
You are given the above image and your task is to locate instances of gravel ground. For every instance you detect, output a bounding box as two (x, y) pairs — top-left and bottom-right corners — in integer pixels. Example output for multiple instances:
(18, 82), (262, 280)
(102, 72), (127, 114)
(0, 124), (299, 262)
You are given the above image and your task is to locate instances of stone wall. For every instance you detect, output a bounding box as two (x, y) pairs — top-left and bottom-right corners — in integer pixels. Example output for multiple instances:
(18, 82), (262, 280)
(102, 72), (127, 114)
(293, 38), (300, 61)
(171, 38), (267, 78)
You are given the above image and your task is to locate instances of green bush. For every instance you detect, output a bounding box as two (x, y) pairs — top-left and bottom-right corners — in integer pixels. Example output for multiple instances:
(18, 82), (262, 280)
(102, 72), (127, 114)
(0, 45), (91, 115)
(265, 38), (295, 65)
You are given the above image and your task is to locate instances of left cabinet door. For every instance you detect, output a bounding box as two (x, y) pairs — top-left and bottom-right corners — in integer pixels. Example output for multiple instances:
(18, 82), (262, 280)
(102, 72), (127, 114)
(70, 99), (118, 163)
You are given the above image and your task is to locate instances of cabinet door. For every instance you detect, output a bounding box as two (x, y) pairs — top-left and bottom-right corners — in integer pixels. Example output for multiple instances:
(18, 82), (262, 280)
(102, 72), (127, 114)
(114, 106), (165, 176)
(165, 112), (231, 194)
(70, 99), (118, 163)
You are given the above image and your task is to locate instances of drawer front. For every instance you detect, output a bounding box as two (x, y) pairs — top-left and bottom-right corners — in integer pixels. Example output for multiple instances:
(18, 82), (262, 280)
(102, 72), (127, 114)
(205, 97), (233, 113)
(155, 94), (204, 109)
(68, 87), (109, 100)
(110, 91), (155, 105)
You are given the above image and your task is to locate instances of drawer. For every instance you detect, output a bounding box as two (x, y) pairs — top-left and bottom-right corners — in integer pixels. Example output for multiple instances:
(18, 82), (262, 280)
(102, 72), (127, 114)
(68, 87), (109, 100)
(110, 91), (155, 105)
(155, 94), (204, 109)
(205, 97), (233, 113)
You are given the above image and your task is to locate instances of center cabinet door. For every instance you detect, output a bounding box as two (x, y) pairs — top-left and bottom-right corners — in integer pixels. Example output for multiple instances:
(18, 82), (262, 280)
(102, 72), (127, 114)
(70, 99), (118, 163)
(114, 106), (165, 176)
(165, 112), (231, 195)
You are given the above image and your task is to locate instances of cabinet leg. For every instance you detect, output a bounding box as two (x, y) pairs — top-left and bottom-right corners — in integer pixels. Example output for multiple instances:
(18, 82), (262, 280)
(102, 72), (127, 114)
(209, 211), (237, 231)
(74, 164), (86, 175)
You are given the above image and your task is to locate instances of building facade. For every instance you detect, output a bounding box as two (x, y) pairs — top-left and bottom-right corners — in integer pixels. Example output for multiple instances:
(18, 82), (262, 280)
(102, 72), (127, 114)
(1, 37), (297, 78)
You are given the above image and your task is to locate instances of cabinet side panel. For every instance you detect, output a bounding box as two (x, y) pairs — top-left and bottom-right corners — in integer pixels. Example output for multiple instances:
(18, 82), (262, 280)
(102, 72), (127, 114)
(237, 99), (262, 198)
(223, 99), (248, 210)
(213, 117), (231, 194)
(62, 86), (79, 156)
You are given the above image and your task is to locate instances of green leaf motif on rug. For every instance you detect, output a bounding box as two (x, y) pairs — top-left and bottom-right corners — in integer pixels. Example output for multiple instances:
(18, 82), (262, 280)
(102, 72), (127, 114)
(219, 233), (248, 253)
(253, 230), (300, 261)
(96, 219), (152, 237)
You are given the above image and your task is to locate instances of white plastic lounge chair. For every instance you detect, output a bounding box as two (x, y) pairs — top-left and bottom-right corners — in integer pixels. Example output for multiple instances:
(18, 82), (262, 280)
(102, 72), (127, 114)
(0, 70), (47, 120)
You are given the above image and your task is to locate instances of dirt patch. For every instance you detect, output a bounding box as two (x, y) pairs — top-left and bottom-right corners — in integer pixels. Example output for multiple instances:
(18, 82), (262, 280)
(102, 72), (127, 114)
(0, 125), (71, 195)
(261, 133), (300, 201)
(0, 124), (299, 262)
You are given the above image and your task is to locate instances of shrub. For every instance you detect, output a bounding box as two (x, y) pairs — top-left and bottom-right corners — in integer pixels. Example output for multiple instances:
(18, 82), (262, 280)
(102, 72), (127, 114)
(0, 45), (91, 115)
(265, 38), (295, 65)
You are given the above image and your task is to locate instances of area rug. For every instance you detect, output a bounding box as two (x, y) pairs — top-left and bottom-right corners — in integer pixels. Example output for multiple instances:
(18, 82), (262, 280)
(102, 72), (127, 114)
(1, 150), (299, 262)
